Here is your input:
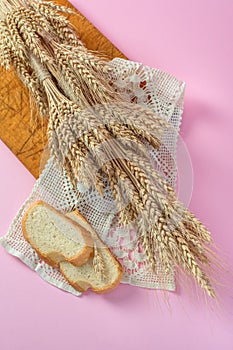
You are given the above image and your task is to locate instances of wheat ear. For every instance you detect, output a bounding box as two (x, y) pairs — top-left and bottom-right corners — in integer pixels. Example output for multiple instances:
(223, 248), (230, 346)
(93, 242), (106, 282)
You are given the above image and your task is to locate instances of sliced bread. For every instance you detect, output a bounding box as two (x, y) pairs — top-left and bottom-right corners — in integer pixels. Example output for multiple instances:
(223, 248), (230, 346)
(60, 211), (123, 293)
(22, 201), (93, 267)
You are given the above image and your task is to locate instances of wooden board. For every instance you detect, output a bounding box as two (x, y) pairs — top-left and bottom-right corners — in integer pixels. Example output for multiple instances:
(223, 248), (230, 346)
(0, 0), (126, 178)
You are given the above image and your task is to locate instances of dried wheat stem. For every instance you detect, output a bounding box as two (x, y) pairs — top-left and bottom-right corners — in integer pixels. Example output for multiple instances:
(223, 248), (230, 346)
(0, 0), (218, 297)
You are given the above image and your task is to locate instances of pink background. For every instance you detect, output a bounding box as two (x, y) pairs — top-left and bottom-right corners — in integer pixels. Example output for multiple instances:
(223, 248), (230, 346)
(0, 0), (233, 349)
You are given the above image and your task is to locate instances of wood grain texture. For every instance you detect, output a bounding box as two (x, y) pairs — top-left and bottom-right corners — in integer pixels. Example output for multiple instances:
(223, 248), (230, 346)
(0, 0), (126, 178)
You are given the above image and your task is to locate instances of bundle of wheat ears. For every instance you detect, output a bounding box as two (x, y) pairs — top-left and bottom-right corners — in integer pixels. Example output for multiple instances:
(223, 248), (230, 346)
(0, 0), (220, 297)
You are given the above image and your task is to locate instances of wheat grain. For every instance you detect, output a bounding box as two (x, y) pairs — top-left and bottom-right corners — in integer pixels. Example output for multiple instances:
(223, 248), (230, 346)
(29, 0), (75, 16)
(0, 19), (12, 68)
(6, 12), (27, 61)
(72, 47), (112, 74)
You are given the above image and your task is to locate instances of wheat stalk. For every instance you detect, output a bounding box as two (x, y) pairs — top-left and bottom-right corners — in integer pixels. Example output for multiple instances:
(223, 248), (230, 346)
(0, 0), (219, 298)
(93, 242), (105, 282)
(97, 148), (216, 296)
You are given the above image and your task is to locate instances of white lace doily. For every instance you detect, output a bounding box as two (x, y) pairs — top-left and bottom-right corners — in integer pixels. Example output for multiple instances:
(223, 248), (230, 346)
(0, 58), (185, 296)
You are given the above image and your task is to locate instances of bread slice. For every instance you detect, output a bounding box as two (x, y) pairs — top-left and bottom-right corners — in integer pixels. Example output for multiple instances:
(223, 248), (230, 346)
(22, 201), (93, 267)
(59, 211), (123, 293)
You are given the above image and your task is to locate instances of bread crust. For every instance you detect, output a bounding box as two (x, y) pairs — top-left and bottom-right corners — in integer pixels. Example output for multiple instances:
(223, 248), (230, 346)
(63, 211), (123, 293)
(22, 201), (122, 294)
(60, 262), (123, 294)
(22, 200), (93, 267)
